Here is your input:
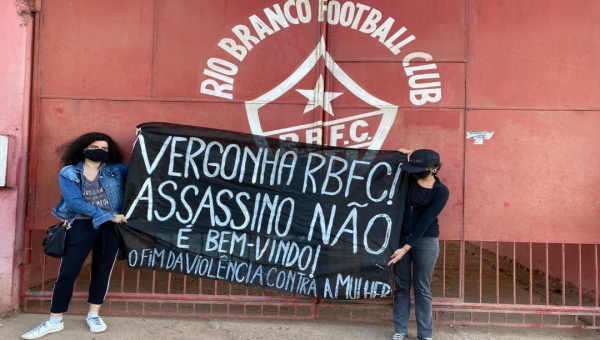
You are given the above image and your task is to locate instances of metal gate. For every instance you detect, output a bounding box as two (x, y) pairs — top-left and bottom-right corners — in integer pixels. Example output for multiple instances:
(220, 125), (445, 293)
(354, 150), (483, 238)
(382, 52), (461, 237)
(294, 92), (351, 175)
(22, 0), (600, 329)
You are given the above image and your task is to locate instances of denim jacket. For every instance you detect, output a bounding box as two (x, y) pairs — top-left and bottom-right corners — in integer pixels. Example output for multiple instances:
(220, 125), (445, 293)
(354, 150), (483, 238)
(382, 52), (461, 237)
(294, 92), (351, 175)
(51, 162), (129, 228)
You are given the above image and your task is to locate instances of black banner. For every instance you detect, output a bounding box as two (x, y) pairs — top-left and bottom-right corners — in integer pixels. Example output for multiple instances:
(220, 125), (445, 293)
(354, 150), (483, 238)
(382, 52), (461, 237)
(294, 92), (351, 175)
(119, 122), (410, 299)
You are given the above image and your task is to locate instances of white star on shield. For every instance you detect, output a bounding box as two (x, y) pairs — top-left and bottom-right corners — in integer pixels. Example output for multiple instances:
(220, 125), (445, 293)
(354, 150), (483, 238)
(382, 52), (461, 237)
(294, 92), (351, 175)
(296, 75), (343, 116)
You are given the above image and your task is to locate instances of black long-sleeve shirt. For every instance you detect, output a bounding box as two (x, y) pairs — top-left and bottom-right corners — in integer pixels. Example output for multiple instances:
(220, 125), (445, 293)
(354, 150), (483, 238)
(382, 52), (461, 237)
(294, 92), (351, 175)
(400, 175), (449, 246)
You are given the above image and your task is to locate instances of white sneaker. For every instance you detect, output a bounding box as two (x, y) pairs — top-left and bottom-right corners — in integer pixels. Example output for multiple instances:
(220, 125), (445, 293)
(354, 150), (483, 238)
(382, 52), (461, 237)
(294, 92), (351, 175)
(86, 316), (107, 333)
(21, 321), (64, 339)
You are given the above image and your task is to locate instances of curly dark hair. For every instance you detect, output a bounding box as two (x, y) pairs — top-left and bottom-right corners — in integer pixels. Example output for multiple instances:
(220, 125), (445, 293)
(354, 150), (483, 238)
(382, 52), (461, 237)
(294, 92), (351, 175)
(57, 132), (122, 166)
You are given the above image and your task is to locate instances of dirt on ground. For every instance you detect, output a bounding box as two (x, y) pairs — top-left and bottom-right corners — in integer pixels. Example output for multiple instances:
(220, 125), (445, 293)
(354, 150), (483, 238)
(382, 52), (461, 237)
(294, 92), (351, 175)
(1, 313), (600, 340)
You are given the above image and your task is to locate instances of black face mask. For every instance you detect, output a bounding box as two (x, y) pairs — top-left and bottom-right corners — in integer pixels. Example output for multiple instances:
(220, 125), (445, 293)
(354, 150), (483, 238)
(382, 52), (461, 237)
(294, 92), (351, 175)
(84, 149), (109, 162)
(412, 170), (431, 179)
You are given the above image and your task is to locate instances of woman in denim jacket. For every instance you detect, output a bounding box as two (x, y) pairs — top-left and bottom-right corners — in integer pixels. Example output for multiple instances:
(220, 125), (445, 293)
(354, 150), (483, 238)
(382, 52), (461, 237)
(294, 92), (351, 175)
(23, 132), (128, 340)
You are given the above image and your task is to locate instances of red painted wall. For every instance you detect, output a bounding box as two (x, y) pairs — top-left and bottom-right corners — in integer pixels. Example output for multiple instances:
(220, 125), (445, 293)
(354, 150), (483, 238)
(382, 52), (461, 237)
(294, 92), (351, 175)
(0, 4), (33, 310)
(465, 1), (600, 245)
(465, 0), (600, 296)
(22, 0), (600, 298)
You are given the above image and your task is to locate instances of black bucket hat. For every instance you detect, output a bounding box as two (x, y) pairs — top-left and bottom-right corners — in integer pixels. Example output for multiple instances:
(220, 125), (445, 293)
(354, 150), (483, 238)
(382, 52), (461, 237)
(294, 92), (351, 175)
(400, 149), (440, 173)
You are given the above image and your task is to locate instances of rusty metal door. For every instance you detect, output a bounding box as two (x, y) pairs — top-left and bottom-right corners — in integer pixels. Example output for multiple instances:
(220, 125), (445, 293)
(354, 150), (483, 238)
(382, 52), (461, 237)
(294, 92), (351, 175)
(23, 0), (600, 328)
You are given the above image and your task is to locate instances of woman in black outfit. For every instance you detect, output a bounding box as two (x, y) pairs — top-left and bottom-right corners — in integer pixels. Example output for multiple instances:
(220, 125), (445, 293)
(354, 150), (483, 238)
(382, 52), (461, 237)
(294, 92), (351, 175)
(388, 149), (449, 340)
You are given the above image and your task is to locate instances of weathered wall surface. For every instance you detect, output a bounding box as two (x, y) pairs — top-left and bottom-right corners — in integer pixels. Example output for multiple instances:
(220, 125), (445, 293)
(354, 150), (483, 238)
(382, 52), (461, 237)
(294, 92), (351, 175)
(0, 2), (33, 310)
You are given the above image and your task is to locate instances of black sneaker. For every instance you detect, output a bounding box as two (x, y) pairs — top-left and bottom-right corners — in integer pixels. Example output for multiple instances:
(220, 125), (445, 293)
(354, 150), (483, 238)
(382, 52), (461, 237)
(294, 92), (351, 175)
(393, 334), (408, 340)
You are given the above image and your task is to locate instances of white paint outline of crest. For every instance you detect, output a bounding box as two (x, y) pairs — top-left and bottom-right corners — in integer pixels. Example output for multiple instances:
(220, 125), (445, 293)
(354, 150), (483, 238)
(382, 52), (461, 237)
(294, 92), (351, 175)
(245, 38), (398, 150)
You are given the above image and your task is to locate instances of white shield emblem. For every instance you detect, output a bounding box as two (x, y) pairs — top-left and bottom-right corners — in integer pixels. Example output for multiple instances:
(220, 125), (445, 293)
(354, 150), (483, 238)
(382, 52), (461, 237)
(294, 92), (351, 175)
(245, 38), (398, 150)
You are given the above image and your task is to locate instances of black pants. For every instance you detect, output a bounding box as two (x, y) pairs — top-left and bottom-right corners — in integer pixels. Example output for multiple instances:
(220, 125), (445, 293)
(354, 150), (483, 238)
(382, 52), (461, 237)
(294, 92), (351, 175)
(50, 219), (119, 313)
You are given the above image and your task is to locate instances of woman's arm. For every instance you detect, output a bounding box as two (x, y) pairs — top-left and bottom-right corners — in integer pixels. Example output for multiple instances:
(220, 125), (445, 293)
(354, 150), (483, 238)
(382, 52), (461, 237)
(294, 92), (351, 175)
(116, 163), (129, 177)
(388, 185), (449, 265)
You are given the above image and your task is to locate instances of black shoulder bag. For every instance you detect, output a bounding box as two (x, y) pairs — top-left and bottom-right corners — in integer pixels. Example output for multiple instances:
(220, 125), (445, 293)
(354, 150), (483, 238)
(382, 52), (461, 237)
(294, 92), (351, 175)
(42, 221), (67, 258)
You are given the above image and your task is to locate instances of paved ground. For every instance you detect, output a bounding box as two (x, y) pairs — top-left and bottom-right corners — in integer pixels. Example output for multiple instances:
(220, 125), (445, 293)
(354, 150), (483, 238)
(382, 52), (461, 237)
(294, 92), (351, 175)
(1, 313), (599, 340)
